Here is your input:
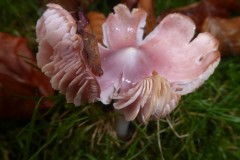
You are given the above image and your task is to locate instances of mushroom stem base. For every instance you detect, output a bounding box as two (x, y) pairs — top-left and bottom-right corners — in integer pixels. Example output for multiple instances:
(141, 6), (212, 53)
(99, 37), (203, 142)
(115, 112), (131, 140)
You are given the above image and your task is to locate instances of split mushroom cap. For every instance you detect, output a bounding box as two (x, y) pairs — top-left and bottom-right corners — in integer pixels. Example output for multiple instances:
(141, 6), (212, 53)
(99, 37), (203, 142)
(97, 4), (220, 122)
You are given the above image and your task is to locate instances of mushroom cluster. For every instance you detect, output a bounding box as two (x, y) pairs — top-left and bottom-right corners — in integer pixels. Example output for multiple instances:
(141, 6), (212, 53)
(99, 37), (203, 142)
(36, 4), (220, 124)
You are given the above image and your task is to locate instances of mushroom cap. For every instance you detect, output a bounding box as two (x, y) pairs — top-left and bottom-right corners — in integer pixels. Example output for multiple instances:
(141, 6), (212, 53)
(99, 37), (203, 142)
(36, 3), (100, 106)
(97, 4), (220, 122)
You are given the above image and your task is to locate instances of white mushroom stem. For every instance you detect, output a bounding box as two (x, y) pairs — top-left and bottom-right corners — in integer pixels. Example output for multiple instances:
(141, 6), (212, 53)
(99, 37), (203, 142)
(115, 111), (131, 139)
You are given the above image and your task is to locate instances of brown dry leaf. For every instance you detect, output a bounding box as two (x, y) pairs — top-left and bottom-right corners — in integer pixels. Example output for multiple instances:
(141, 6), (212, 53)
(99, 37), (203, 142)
(137, 0), (156, 34)
(40, 0), (99, 11)
(87, 11), (106, 43)
(202, 17), (240, 56)
(121, 0), (156, 34)
(158, 0), (240, 32)
(0, 32), (53, 119)
(41, 0), (80, 11)
(121, 0), (138, 9)
(75, 11), (103, 76)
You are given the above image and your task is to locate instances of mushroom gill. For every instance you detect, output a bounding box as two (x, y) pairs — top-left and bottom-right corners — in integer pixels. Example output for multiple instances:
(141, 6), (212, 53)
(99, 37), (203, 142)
(36, 3), (100, 106)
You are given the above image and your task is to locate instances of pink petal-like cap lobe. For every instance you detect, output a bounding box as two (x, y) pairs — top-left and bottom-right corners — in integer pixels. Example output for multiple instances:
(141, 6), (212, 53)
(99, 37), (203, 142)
(140, 13), (220, 94)
(102, 4), (146, 50)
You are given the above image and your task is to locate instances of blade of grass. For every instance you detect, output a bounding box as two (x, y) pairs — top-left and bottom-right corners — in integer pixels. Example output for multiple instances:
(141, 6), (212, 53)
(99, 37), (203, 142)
(23, 96), (44, 160)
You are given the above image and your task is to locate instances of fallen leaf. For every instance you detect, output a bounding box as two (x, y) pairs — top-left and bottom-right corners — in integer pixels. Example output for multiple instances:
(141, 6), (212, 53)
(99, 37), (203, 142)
(137, 0), (156, 35)
(121, 0), (156, 35)
(121, 0), (138, 9)
(158, 0), (240, 32)
(75, 11), (103, 76)
(0, 32), (53, 119)
(87, 11), (106, 44)
(40, 0), (99, 11)
(202, 17), (240, 56)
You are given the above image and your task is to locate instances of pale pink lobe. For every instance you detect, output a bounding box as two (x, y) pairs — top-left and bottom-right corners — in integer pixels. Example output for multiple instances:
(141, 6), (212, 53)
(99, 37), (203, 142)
(140, 14), (220, 94)
(36, 3), (100, 106)
(102, 4), (146, 50)
(98, 4), (149, 104)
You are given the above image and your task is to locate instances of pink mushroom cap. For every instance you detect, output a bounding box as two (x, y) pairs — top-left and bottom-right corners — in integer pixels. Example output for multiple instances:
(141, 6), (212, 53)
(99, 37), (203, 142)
(97, 4), (220, 122)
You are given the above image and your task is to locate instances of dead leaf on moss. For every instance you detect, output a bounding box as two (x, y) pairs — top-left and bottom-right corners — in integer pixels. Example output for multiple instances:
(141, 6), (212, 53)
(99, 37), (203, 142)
(0, 32), (53, 119)
(158, 0), (240, 32)
(121, 0), (156, 35)
(87, 11), (106, 44)
(202, 17), (240, 56)
(40, 0), (99, 11)
(121, 0), (138, 9)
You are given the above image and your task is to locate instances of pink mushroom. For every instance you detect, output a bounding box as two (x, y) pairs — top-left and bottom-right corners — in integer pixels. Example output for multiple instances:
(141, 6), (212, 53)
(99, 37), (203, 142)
(97, 4), (220, 123)
(36, 3), (220, 138)
(36, 3), (100, 106)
